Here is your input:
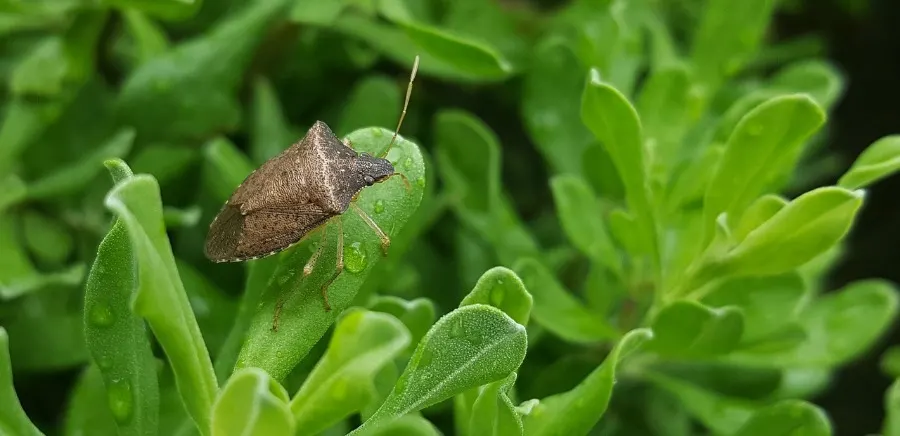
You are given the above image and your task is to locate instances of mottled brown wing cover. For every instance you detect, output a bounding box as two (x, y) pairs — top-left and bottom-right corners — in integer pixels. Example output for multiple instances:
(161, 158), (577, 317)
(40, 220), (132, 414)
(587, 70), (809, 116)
(204, 121), (350, 262)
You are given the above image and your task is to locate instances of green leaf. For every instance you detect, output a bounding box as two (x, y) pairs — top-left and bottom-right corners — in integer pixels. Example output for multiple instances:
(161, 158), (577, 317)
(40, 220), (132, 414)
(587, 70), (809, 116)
(213, 255), (280, 382)
(550, 174), (621, 275)
(378, 3), (512, 80)
(732, 400), (831, 436)
(250, 77), (296, 164)
(359, 414), (440, 436)
(690, 0), (778, 87)
(211, 368), (294, 436)
(104, 172), (217, 434)
(460, 266), (533, 326)
(84, 162), (159, 436)
(647, 373), (757, 434)
(0, 214), (39, 300)
(513, 258), (617, 343)
(290, 309), (411, 434)
(0, 98), (65, 174)
(27, 128), (135, 199)
(202, 136), (255, 202)
(730, 194), (788, 243)
(115, 0), (290, 141)
(236, 127), (426, 381)
(648, 301), (744, 358)
(731, 279), (899, 367)
(9, 11), (107, 97)
(21, 210), (73, 264)
(290, 0), (347, 25)
(121, 10), (170, 66)
(703, 94), (826, 238)
(130, 144), (198, 185)
(666, 145), (723, 212)
(175, 259), (237, 356)
(0, 327), (43, 436)
(434, 110), (499, 214)
(718, 186), (863, 277)
(0, 174), (26, 213)
(636, 64), (696, 168)
(885, 379), (900, 436)
(469, 373), (523, 436)
(882, 346), (900, 379)
(702, 274), (805, 344)
(337, 75), (402, 136)
(521, 39), (593, 175)
(522, 328), (652, 436)
(434, 110), (540, 264)
(333, 15), (487, 83)
(770, 59), (846, 111)
(367, 296), (436, 352)
(104, 0), (202, 21)
(838, 135), (900, 190)
(63, 365), (119, 436)
(581, 71), (658, 265)
(354, 304), (527, 433)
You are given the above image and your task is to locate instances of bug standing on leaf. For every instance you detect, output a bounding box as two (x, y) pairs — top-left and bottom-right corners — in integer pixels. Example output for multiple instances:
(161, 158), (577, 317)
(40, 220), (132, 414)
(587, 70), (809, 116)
(204, 56), (420, 331)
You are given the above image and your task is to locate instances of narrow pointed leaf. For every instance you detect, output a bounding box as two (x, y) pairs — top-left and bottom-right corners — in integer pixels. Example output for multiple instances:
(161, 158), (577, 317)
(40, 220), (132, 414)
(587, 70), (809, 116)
(522, 328), (652, 436)
(354, 304), (527, 433)
(290, 309), (411, 434)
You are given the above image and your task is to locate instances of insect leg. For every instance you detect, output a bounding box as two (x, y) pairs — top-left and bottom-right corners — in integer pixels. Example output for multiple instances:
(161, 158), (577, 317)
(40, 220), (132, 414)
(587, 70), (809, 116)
(351, 203), (390, 256)
(319, 218), (344, 311)
(272, 226), (328, 332)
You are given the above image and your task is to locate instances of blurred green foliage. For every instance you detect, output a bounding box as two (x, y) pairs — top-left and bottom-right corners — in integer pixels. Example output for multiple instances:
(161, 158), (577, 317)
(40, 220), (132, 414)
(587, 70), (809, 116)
(2, 0), (900, 435)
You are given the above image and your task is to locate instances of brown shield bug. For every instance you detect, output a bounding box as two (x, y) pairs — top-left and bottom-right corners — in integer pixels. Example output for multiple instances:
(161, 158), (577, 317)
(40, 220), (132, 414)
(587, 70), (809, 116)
(204, 56), (420, 330)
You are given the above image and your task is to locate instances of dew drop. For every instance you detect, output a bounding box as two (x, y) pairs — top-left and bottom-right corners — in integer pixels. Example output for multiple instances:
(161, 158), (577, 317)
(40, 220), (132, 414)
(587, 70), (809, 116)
(450, 318), (465, 338)
(107, 379), (133, 424)
(89, 304), (114, 327)
(344, 242), (367, 273)
(403, 157), (413, 170)
(373, 199), (385, 214)
(97, 355), (112, 370)
(372, 128), (384, 137)
(418, 348), (435, 368)
(416, 176), (426, 188)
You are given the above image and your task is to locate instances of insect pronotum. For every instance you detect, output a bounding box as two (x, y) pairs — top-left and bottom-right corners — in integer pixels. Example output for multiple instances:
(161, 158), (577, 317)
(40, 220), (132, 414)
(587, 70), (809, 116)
(204, 56), (420, 331)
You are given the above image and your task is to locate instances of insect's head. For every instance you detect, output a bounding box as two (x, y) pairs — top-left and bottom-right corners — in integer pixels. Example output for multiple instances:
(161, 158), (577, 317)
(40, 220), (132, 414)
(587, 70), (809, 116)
(356, 152), (396, 186)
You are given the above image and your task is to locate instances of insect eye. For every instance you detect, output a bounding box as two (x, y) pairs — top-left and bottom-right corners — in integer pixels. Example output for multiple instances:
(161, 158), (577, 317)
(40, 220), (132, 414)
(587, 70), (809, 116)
(364, 175), (375, 185)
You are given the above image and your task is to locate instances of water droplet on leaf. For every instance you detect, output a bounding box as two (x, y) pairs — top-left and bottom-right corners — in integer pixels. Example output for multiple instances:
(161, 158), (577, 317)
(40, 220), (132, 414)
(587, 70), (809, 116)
(107, 379), (133, 424)
(418, 349), (434, 368)
(373, 199), (385, 214)
(97, 356), (112, 370)
(416, 176), (425, 188)
(404, 157), (413, 170)
(89, 304), (114, 327)
(344, 242), (367, 273)
(450, 319), (465, 338)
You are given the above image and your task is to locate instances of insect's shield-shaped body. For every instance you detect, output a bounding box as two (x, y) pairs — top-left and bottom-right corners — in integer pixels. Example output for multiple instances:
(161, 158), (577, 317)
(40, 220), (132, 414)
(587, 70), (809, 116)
(204, 121), (395, 262)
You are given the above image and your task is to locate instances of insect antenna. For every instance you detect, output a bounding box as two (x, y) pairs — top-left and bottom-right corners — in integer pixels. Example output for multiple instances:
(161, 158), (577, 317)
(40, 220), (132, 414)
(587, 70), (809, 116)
(379, 55), (420, 159)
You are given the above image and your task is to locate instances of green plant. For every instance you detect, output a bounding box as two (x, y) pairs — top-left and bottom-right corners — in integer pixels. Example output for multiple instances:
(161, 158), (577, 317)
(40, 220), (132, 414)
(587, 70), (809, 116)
(2, 0), (900, 435)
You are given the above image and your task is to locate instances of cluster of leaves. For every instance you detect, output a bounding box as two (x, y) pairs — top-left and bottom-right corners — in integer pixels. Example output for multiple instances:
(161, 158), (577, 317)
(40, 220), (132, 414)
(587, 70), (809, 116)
(2, 0), (900, 435)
